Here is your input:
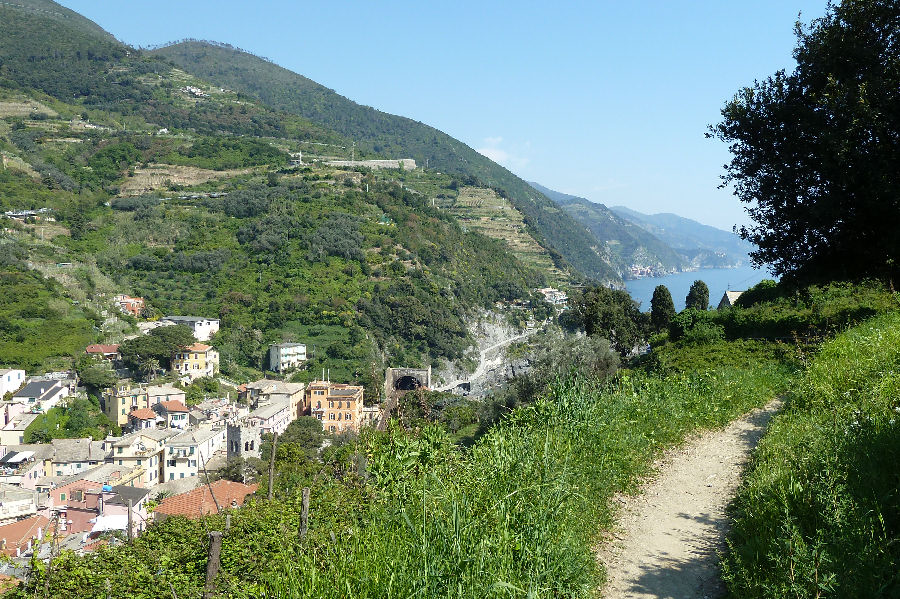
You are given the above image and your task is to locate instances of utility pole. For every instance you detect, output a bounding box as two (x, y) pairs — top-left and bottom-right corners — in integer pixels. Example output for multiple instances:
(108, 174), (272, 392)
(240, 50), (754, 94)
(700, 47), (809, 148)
(127, 498), (133, 544)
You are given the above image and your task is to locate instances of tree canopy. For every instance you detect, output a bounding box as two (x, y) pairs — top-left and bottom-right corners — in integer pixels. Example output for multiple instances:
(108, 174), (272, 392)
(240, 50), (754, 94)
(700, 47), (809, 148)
(650, 285), (676, 331)
(711, 0), (900, 283)
(560, 286), (649, 355)
(685, 280), (709, 311)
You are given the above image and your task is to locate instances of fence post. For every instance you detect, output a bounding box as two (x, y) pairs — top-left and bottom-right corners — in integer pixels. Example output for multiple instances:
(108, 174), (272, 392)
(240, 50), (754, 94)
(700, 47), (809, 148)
(299, 487), (310, 541)
(204, 531), (223, 599)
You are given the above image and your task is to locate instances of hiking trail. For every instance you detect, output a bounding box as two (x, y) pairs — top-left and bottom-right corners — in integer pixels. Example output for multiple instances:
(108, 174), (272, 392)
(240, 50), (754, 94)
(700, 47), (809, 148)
(598, 398), (781, 599)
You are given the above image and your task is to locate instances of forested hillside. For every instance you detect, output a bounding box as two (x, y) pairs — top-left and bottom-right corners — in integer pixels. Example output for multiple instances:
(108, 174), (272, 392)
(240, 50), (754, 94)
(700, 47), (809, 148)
(150, 41), (620, 284)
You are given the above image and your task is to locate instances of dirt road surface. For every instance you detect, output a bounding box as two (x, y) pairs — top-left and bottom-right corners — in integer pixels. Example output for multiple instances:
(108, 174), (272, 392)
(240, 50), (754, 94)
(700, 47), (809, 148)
(598, 399), (781, 599)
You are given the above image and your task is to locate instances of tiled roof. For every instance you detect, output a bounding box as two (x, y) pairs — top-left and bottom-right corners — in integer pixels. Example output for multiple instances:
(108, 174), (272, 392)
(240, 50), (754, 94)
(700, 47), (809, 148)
(154, 480), (257, 519)
(85, 344), (119, 354)
(50, 438), (108, 462)
(157, 400), (188, 413)
(0, 515), (49, 555)
(185, 343), (212, 352)
(129, 408), (157, 420)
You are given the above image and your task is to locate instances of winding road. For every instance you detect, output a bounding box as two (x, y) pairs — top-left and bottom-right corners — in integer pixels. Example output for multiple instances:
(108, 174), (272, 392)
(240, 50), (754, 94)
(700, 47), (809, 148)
(433, 331), (533, 392)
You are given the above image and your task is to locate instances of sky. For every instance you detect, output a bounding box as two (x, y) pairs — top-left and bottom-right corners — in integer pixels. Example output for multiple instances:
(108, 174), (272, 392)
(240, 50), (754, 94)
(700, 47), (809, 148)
(60, 0), (830, 231)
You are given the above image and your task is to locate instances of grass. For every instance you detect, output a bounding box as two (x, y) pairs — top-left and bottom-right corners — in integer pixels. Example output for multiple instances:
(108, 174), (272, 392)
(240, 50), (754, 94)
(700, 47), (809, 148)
(721, 310), (900, 598)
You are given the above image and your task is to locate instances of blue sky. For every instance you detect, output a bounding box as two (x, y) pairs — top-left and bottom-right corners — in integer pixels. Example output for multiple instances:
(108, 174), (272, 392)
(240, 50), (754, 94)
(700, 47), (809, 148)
(61, 0), (828, 231)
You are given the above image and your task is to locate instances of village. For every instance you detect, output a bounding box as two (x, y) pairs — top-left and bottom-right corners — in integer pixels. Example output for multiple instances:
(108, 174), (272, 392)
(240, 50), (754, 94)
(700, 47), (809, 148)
(0, 290), (389, 563)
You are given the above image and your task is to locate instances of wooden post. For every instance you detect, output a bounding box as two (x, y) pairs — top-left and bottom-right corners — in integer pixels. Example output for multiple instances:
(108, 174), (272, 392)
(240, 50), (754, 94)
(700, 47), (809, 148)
(204, 531), (223, 599)
(267, 432), (278, 500)
(299, 487), (310, 541)
(127, 498), (133, 544)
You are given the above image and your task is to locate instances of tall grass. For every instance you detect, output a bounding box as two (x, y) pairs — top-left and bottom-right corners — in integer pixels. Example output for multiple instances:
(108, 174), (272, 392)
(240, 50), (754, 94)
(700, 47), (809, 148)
(722, 311), (900, 598)
(14, 362), (790, 598)
(252, 364), (790, 598)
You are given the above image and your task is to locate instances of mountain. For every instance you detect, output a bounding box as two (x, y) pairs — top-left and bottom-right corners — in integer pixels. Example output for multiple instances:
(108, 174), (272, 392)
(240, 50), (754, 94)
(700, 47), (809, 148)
(529, 183), (688, 277)
(610, 206), (753, 268)
(149, 41), (618, 284)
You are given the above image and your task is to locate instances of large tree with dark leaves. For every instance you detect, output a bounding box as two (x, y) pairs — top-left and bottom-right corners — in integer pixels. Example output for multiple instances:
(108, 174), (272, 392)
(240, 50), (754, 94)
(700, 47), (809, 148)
(711, 0), (900, 282)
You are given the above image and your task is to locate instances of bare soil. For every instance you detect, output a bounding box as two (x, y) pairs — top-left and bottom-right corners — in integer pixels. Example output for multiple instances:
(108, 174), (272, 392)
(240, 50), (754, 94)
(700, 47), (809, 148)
(598, 399), (781, 599)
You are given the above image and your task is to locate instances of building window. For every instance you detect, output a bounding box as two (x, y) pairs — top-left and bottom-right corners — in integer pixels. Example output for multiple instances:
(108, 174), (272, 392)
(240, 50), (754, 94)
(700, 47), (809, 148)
(346, 413), (352, 420)
(170, 473), (174, 480)
(60, 493), (66, 501)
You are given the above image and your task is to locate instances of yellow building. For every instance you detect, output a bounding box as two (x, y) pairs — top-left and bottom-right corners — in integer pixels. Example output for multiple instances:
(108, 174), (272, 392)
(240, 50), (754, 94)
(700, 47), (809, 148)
(172, 343), (220, 382)
(102, 384), (186, 427)
(306, 381), (364, 434)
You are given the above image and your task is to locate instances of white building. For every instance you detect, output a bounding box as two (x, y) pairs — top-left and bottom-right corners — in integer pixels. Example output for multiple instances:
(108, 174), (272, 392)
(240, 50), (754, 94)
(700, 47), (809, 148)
(268, 343), (307, 372)
(162, 316), (220, 342)
(12, 381), (69, 412)
(0, 369), (25, 397)
(163, 428), (225, 482)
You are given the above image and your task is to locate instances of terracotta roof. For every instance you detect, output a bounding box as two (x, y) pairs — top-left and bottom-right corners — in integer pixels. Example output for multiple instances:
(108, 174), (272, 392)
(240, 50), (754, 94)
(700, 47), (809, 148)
(157, 400), (188, 413)
(85, 344), (119, 354)
(186, 343), (212, 352)
(0, 515), (49, 556)
(129, 408), (157, 420)
(154, 480), (257, 519)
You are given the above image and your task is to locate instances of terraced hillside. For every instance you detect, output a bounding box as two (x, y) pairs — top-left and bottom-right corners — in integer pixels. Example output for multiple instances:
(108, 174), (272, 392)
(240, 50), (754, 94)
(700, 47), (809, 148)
(445, 187), (568, 283)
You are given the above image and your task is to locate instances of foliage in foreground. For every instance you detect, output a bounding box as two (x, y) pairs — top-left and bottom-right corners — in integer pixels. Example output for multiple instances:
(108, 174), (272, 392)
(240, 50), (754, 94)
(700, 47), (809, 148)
(11, 362), (790, 598)
(722, 310), (900, 598)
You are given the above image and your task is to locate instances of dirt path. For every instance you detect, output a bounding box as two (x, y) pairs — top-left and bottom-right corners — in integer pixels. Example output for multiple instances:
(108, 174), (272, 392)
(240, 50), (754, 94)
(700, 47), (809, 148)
(598, 399), (781, 599)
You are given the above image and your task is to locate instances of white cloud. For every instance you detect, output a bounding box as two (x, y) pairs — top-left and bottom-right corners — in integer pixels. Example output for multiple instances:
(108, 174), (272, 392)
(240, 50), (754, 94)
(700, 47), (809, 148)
(476, 136), (530, 171)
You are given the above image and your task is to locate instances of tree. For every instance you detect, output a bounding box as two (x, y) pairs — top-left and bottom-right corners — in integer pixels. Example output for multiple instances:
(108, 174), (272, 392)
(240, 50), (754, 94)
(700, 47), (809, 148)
(685, 280), (709, 311)
(561, 286), (649, 355)
(710, 0), (900, 282)
(650, 285), (676, 331)
(118, 324), (196, 372)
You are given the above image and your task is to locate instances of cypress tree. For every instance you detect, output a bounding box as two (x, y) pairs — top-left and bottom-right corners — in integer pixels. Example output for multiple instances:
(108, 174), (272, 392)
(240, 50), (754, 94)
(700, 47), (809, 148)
(685, 280), (709, 311)
(650, 285), (676, 331)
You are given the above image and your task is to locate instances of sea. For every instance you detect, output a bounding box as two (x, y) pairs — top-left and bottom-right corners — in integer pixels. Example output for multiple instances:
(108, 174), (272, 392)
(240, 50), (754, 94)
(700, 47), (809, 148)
(624, 264), (775, 312)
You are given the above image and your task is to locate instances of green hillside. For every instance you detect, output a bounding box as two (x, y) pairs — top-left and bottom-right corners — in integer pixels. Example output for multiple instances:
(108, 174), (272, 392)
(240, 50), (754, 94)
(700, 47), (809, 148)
(149, 41), (619, 284)
(0, 0), (550, 383)
(530, 182), (688, 277)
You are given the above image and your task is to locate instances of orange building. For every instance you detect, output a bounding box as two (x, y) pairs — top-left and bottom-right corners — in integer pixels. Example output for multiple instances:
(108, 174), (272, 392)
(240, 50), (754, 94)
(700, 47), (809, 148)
(305, 381), (364, 434)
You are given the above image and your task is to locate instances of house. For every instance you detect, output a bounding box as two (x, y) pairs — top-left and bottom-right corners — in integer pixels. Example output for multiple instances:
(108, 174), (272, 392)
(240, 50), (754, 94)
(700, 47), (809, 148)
(0, 445), (53, 488)
(85, 344), (120, 362)
(108, 429), (179, 487)
(103, 383), (187, 428)
(0, 369), (25, 397)
(162, 316), (220, 341)
(268, 343), (307, 372)
(306, 380), (365, 434)
(537, 287), (568, 306)
(172, 343), (219, 382)
(12, 380), (69, 412)
(0, 413), (40, 446)
(0, 514), (49, 557)
(243, 380), (305, 417)
(0, 483), (38, 524)
(717, 290), (745, 310)
(112, 295), (144, 317)
(48, 438), (108, 477)
(127, 408), (160, 431)
(163, 428), (225, 481)
(103, 384), (150, 427)
(103, 486), (151, 537)
(146, 384), (186, 406)
(154, 479), (257, 521)
(245, 399), (293, 436)
(153, 400), (190, 429)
